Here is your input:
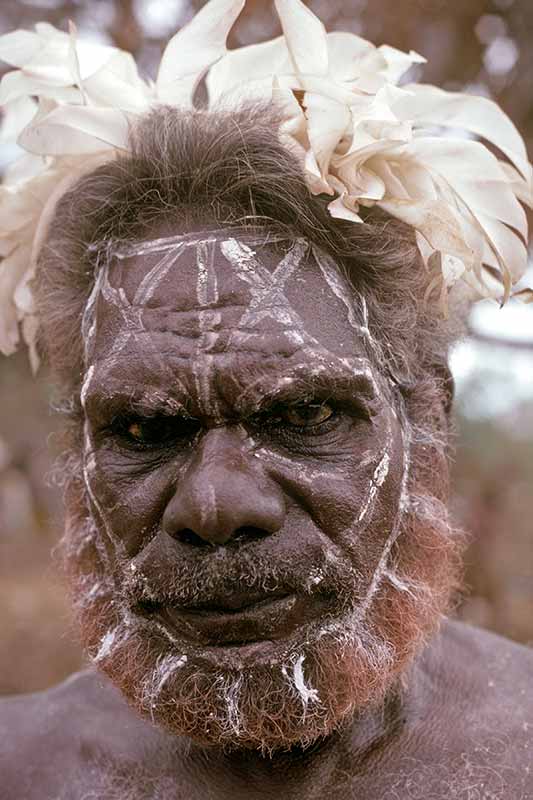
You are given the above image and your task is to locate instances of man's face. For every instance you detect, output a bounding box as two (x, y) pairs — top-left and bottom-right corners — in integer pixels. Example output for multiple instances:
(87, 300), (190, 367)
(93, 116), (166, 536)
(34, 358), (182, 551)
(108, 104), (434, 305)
(68, 226), (453, 750)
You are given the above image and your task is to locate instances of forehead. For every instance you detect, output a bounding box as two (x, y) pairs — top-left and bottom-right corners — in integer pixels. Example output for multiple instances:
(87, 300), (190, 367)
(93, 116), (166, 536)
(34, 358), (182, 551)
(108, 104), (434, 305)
(89, 227), (368, 363)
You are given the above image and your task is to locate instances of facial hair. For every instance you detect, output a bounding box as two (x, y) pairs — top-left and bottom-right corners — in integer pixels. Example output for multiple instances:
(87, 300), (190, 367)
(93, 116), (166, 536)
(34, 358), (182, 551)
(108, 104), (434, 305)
(61, 460), (463, 754)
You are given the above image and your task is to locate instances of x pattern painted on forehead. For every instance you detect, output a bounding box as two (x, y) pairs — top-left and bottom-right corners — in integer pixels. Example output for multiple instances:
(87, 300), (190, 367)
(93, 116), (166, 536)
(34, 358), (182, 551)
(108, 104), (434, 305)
(82, 229), (377, 370)
(94, 232), (392, 446)
(80, 227), (376, 450)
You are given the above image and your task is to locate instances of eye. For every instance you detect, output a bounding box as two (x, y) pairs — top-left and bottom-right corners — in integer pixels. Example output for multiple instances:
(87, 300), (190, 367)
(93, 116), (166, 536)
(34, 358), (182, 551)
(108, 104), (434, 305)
(281, 401), (334, 428)
(112, 414), (201, 449)
(127, 421), (151, 442)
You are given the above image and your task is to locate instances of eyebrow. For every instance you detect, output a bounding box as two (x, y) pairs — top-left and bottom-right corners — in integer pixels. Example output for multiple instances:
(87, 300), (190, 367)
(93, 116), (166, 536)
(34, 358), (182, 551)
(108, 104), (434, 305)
(83, 384), (192, 424)
(83, 359), (382, 426)
(231, 364), (380, 419)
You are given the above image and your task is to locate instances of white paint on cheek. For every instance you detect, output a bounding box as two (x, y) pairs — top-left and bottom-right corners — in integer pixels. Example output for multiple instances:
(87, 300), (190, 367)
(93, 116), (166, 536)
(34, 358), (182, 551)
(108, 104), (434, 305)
(357, 418), (411, 620)
(80, 364), (95, 409)
(357, 450), (390, 524)
(82, 426), (126, 566)
(82, 440), (99, 510)
(254, 446), (361, 490)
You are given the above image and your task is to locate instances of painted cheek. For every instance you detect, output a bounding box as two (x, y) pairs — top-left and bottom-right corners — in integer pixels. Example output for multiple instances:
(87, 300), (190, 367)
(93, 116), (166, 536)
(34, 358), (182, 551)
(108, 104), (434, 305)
(84, 447), (180, 557)
(253, 408), (404, 554)
(80, 369), (178, 557)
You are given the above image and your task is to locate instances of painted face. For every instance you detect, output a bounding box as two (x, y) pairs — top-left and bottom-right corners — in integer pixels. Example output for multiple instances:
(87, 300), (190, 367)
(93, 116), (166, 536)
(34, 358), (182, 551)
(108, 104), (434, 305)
(71, 225), (431, 750)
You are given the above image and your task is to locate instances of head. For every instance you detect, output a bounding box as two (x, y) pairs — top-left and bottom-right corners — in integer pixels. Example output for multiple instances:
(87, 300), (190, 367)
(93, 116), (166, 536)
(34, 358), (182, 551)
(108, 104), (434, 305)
(35, 104), (463, 753)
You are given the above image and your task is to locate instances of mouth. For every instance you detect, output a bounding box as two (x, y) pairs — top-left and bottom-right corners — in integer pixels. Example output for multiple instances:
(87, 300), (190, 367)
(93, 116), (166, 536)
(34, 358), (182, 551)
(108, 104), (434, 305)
(136, 589), (333, 650)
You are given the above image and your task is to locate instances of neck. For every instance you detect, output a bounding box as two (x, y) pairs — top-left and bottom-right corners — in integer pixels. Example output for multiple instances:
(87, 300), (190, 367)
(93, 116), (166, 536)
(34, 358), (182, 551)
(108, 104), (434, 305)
(79, 665), (420, 800)
(175, 680), (411, 800)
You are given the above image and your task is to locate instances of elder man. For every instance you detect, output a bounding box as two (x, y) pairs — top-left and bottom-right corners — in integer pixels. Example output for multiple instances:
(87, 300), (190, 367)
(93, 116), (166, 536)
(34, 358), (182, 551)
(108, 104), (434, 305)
(1, 107), (532, 800)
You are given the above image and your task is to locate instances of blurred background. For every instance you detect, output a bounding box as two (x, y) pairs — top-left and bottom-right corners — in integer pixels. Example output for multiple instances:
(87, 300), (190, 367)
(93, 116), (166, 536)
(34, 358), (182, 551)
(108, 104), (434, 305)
(0, 0), (532, 696)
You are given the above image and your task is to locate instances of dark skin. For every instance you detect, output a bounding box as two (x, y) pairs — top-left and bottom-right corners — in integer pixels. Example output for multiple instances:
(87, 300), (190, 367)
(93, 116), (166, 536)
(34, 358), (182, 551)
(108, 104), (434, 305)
(2, 622), (533, 799)
(1, 227), (532, 799)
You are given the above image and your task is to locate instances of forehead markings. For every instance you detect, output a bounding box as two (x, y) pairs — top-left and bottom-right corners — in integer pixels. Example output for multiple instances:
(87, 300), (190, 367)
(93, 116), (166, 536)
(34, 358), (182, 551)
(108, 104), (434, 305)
(108, 228), (291, 258)
(129, 242), (186, 308)
(194, 238), (222, 419)
(220, 237), (309, 344)
(82, 255), (110, 365)
(359, 296), (372, 341)
(312, 246), (361, 332)
(214, 237), (390, 425)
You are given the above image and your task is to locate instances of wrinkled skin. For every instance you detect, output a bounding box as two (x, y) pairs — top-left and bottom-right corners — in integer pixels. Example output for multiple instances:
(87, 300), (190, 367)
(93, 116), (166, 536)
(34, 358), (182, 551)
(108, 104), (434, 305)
(72, 227), (421, 751)
(1, 227), (532, 800)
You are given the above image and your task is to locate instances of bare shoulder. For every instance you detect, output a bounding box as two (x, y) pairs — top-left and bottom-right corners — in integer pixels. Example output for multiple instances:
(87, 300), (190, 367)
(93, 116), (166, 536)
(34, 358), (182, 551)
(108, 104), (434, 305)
(426, 618), (533, 724)
(405, 619), (533, 796)
(0, 669), (162, 800)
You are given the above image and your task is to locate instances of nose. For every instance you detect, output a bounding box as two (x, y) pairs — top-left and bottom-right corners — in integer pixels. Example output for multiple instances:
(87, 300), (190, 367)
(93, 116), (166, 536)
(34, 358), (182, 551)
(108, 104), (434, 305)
(162, 430), (286, 547)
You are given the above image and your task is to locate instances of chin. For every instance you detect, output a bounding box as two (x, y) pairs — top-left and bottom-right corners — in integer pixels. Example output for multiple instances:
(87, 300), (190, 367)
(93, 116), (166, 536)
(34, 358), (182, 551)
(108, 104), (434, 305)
(71, 579), (446, 753)
(83, 603), (399, 752)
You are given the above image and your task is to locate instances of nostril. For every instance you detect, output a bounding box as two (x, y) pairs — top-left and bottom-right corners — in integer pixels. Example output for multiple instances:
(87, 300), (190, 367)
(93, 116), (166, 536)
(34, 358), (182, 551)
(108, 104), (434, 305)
(175, 529), (213, 548)
(175, 526), (269, 547)
(230, 526), (269, 546)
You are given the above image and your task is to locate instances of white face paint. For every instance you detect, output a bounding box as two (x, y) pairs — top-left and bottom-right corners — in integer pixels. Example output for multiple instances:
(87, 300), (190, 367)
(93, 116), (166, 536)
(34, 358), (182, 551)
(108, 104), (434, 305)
(291, 654), (320, 709)
(355, 417), (411, 619)
(80, 227), (409, 649)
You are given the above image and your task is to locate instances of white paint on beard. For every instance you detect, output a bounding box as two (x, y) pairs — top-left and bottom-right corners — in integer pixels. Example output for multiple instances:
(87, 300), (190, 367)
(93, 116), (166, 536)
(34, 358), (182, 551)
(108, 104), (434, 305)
(221, 671), (245, 736)
(289, 654), (320, 709)
(141, 653), (189, 721)
(95, 627), (119, 662)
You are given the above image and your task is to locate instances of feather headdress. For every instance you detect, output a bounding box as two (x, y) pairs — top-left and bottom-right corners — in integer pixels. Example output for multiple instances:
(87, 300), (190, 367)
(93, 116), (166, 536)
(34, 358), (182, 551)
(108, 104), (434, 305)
(0, 0), (531, 365)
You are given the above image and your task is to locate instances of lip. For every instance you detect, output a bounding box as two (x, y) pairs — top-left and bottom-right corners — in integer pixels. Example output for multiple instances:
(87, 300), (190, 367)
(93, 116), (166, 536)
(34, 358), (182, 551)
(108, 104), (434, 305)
(139, 590), (333, 648)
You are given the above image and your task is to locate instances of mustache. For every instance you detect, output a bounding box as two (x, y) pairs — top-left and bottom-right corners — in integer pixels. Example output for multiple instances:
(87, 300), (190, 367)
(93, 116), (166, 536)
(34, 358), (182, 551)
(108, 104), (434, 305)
(119, 541), (362, 610)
